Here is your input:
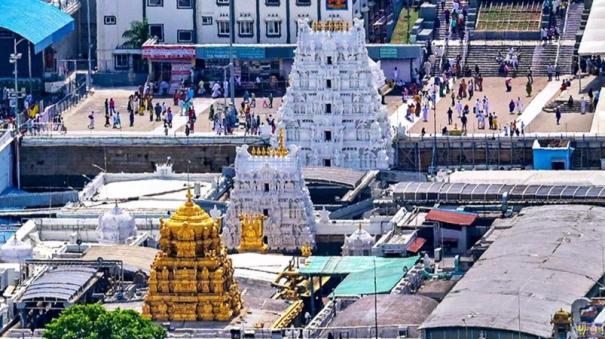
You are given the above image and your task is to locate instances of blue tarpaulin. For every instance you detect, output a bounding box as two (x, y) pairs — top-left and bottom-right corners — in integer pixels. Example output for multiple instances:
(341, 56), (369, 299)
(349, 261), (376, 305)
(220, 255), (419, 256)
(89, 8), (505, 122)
(0, 0), (75, 53)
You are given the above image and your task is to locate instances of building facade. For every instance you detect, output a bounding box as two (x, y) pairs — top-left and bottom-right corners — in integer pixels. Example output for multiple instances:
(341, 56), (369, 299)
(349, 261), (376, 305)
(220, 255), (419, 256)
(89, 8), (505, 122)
(280, 19), (393, 170)
(96, 0), (352, 72)
(222, 132), (316, 252)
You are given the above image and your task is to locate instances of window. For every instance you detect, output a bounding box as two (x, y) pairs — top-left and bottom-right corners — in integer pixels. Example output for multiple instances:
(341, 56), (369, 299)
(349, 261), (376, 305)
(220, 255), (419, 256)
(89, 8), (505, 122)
(147, 0), (163, 6)
(264, 183), (270, 192)
(324, 131), (332, 141)
(104, 16), (116, 25)
(238, 21), (254, 37)
(325, 103), (331, 113)
(326, 79), (331, 88)
(114, 55), (129, 70)
(266, 21), (282, 37)
(202, 16), (213, 25)
(327, 56), (332, 65)
(266, 0), (280, 5)
(149, 24), (164, 41)
(217, 20), (230, 37)
(263, 209), (269, 216)
(323, 159), (332, 167)
(177, 30), (193, 42)
(216, 0), (229, 5)
(177, 0), (192, 8)
(297, 0), (311, 5)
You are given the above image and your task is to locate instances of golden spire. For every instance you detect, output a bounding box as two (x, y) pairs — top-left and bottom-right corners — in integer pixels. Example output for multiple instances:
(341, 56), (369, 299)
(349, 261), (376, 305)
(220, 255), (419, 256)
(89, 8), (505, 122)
(186, 187), (193, 204)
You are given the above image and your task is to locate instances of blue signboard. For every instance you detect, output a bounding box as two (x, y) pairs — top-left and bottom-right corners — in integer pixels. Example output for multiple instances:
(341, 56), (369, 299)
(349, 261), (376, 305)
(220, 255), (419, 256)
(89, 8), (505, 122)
(197, 47), (265, 60)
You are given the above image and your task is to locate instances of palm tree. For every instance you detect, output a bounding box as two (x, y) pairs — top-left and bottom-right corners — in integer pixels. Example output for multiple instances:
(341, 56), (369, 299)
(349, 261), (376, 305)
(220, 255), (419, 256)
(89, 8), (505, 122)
(121, 19), (150, 48)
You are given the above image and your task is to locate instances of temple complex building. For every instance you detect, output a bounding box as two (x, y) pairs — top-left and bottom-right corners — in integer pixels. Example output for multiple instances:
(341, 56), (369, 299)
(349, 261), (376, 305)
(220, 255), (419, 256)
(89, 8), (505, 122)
(341, 224), (376, 256)
(222, 130), (316, 252)
(280, 19), (393, 171)
(142, 190), (242, 322)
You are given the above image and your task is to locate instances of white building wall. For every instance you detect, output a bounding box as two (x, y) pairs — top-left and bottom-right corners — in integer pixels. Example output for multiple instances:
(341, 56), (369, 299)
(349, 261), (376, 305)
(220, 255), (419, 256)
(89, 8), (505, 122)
(197, 0), (354, 44)
(0, 132), (14, 194)
(96, 0), (143, 72)
(146, 0), (194, 44)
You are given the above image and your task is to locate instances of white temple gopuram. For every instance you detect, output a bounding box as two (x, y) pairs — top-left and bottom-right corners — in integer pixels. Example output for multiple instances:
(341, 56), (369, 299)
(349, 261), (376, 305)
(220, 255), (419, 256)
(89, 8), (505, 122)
(280, 18), (393, 171)
(222, 130), (316, 252)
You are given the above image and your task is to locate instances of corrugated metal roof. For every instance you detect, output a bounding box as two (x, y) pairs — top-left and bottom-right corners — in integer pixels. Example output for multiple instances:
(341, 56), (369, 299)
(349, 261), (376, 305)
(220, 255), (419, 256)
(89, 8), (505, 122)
(20, 266), (98, 302)
(425, 209), (478, 226)
(0, 0), (75, 53)
(421, 205), (605, 338)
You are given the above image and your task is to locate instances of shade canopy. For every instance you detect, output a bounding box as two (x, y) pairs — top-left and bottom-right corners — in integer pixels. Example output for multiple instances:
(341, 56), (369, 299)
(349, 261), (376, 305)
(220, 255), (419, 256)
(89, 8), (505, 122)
(0, 0), (75, 53)
(578, 0), (605, 55)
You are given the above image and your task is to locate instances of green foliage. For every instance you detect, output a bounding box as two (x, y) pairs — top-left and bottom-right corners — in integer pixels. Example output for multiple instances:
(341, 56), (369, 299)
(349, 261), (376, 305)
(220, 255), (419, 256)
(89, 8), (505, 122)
(391, 8), (419, 44)
(44, 304), (166, 339)
(122, 19), (150, 48)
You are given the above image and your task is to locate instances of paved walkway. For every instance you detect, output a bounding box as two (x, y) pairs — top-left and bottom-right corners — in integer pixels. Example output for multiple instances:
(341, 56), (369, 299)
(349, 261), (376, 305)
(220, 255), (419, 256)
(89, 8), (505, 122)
(517, 80), (561, 126)
(151, 98), (215, 135)
(590, 90), (605, 134)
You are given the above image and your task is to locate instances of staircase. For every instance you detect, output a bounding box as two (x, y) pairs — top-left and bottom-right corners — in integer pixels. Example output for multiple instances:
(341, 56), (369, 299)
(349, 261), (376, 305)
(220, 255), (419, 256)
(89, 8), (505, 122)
(531, 43), (558, 76)
(433, 0), (469, 40)
(562, 1), (584, 41)
(465, 44), (535, 77)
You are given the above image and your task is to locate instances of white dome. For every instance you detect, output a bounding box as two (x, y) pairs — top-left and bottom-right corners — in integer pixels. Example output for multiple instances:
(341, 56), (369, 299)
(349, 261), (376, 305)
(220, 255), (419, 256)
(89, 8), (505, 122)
(96, 204), (137, 244)
(346, 227), (375, 244)
(0, 237), (33, 262)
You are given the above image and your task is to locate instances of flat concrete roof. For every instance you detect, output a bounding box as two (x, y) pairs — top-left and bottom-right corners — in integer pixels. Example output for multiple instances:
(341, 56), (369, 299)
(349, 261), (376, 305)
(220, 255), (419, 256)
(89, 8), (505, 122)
(448, 170), (605, 186)
(421, 205), (605, 338)
(81, 245), (158, 274)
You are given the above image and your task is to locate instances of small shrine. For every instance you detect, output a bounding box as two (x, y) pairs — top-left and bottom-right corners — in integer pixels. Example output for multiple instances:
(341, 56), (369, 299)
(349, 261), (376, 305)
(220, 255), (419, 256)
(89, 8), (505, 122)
(341, 223), (375, 256)
(96, 203), (137, 244)
(237, 213), (268, 253)
(142, 189), (242, 322)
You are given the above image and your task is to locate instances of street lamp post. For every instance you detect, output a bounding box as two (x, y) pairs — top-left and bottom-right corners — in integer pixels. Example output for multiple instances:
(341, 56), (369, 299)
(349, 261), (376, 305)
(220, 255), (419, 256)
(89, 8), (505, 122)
(228, 0), (235, 107)
(10, 38), (25, 131)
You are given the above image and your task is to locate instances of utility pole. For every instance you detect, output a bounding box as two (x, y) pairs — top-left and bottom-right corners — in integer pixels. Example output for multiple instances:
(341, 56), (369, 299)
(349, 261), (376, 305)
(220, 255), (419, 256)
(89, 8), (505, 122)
(10, 38), (24, 131)
(373, 258), (378, 339)
(229, 0), (235, 107)
(86, 0), (93, 92)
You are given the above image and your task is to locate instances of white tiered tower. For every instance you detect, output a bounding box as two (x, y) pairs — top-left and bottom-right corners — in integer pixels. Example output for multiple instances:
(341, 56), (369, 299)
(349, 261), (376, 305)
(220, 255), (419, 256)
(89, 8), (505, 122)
(222, 130), (316, 252)
(280, 18), (393, 170)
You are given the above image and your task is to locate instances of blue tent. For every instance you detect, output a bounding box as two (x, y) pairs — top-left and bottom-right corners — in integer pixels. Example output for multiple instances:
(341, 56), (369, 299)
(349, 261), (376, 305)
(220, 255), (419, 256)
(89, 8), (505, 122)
(0, 0), (75, 54)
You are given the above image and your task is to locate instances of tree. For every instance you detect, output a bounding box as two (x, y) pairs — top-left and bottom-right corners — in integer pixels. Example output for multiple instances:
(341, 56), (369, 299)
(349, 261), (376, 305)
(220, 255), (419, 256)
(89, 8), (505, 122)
(44, 304), (166, 339)
(122, 19), (150, 48)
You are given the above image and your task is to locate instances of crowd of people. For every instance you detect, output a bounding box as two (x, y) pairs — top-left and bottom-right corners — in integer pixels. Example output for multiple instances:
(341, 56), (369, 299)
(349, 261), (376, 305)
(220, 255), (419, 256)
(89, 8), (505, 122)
(88, 81), (198, 136)
(437, 0), (468, 40)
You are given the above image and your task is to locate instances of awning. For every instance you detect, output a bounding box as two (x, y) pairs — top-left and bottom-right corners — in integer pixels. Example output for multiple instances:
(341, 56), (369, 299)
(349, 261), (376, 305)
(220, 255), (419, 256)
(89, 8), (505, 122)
(578, 0), (605, 55)
(0, 0), (75, 54)
(426, 209), (478, 226)
(407, 237), (427, 253)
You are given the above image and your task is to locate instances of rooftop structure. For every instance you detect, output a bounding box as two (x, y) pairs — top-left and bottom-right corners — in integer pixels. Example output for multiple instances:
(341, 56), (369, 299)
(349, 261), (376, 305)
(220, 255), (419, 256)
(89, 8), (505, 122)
(327, 295), (438, 338)
(143, 190), (242, 322)
(223, 130), (316, 252)
(341, 224), (375, 256)
(421, 205), (605, 338)
(96, 204), (137, 245)
(280, 18), (393, 170)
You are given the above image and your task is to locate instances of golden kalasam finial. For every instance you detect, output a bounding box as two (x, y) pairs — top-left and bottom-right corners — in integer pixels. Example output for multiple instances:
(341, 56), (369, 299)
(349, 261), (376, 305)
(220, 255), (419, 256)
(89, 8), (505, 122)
(186, 187), (193, 203)
(277, 128), (289, 156)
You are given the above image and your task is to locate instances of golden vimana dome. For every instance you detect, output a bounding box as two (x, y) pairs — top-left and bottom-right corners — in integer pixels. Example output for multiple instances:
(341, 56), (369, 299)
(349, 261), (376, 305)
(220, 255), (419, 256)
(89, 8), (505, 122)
(142, 189), (242, 322)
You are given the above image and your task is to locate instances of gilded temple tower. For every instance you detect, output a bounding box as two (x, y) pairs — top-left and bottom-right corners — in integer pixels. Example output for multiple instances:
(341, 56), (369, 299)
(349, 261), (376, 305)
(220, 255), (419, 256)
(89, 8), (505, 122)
(142, 190), (242, 322)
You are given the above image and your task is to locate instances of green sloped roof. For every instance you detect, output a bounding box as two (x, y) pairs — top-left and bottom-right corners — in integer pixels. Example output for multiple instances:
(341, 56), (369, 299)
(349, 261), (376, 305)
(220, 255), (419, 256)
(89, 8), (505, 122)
(299, 256), (419, 297)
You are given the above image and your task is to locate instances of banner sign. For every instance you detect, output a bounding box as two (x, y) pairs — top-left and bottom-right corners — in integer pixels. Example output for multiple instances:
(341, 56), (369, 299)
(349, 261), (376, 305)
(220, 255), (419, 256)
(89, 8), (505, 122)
(142, 46), (196, 60)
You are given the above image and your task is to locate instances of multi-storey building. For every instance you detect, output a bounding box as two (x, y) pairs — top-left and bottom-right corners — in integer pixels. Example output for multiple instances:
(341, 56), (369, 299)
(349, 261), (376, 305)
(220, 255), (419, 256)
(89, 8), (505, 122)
(96, 0), (353, 72)
(280, 19), (393, 170)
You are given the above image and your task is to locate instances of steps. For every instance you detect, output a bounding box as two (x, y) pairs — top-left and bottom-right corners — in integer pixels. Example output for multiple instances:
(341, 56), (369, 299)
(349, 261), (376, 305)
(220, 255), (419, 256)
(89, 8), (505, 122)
(434, 0), (470, 40)
(531, 43), (558, 76)
(465, 44), (535, 77)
